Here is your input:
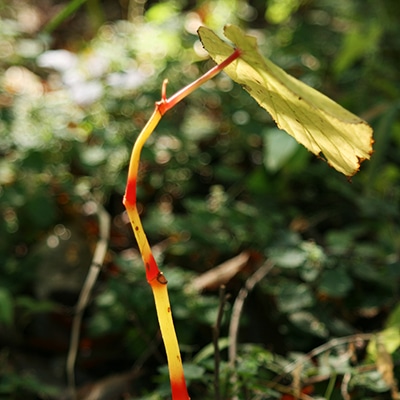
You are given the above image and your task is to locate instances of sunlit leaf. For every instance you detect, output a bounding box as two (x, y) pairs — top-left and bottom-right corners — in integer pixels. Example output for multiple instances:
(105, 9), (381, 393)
(198, 24), (374, 176)
(385, 303), (400, 329)
(368, 328), (400, 360)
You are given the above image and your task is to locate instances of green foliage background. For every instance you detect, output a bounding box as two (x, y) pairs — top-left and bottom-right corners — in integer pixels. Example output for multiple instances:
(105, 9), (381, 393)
(0, 0), (399, 399)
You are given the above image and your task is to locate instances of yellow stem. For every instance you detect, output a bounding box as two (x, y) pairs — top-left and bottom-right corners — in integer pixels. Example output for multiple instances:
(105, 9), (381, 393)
(151, 277), (189, 399)
(123, 49), (241, 400)
(124, 108), (189, 399)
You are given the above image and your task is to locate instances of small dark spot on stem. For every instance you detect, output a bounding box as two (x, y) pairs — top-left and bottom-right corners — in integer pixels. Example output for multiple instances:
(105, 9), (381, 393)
(167, 307), (171, 313)
(157, 273), (168, 284)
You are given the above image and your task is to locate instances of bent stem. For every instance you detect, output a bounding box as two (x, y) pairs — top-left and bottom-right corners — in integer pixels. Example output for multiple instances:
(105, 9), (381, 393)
(123, 48), (241, 400)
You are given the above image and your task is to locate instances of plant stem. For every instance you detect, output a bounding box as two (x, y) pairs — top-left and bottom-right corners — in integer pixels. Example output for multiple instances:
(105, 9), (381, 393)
(324, 372), (337, 400)
(123, 48), (241, 400)
(213, 286), (229, 400)
(158, 48), (241, 115)
(43, 0), (89, 33)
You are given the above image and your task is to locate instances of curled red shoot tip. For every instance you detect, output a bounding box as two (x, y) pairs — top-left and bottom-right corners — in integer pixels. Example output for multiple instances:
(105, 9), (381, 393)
(161, 79), (169, 102)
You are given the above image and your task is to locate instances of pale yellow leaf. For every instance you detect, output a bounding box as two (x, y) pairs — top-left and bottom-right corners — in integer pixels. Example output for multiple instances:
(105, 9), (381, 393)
(198, 24), (374, 176)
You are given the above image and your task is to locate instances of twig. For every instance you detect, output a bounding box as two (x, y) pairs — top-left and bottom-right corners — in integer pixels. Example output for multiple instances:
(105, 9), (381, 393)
(66, 199), (110, 398)
(227, 260), (274, 400)
(192, 251), (250, 292)
(301, 362), (376, 386)
(275, 332), (374, 383)
(228, 259), (275, 368)
(341, 372), (351, 400)
(213, 285), (230, 400)
(267, 332), (375, 399)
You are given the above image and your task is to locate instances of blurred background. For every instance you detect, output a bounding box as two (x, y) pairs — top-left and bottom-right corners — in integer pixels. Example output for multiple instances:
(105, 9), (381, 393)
(0, 0), (399, 399)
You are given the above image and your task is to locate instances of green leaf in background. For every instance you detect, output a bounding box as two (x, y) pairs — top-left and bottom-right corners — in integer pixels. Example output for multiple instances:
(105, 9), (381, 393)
(182, 363), (206, 381)
(318, 268), (353, 298)
(276, 282), (314, 313)
(198, 24), (374, 176)
(43, 0), (94, 33)
(26, 189), (57, 228)
(0, 288), (14, 327)
(265, 0), (300, 24)
(289, 311), (328, 338)
(15, 296), (58, 314)
(367, 303), (400, 361)
(263, 128), (299, 172)
(271, 248), (307, 269)
(385, 303), (400, 329)
(334, 22), (382, 75)
(193, 338), (230, 364)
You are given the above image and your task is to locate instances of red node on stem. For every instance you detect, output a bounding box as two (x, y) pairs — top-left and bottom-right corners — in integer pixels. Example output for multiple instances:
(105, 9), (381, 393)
(124, 177), (137, 206)
(145, 253), (160, 282)
(171, 375), (190, 400)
